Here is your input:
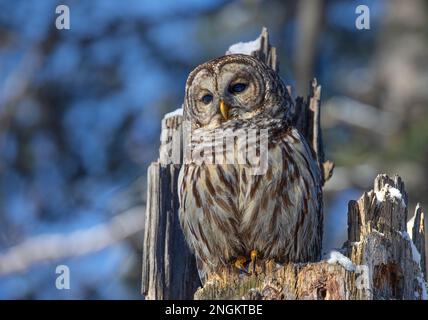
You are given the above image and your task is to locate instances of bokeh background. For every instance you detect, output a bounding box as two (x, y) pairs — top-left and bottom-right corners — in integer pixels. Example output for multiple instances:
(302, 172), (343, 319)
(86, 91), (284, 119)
(1, 0), (427, 299)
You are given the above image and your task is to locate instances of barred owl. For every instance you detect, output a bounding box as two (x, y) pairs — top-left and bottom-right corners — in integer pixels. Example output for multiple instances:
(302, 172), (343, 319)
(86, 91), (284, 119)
(178, 54), (322, 282)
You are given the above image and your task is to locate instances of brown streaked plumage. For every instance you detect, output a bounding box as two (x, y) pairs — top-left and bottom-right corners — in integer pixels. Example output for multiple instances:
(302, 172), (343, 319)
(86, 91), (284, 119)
(178, 54), (323, 283)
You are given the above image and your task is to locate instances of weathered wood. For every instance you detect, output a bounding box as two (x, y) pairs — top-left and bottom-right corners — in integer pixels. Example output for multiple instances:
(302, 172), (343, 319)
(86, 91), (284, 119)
(195, 260), (370, 300)
(412, 204), (426, 278)
(142, 113), (201, 300)
(253, 27), (278, 72)
(292, 79), (334, 185)
(195, 174), (427, 300)
(346, 174), (426, 299)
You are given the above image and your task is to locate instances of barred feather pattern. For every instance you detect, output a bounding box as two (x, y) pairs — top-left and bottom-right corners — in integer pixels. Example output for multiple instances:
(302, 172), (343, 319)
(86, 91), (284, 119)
(178, 122), (322, 276)
(178, 54), (323, 281)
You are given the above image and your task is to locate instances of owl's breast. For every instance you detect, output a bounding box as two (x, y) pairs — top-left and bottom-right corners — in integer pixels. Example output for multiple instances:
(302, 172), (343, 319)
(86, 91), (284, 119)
(178, 162), (245, 266)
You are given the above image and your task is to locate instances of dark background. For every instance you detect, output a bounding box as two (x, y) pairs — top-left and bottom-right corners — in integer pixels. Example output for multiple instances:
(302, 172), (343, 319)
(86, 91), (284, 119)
(0, 0), (427, 299)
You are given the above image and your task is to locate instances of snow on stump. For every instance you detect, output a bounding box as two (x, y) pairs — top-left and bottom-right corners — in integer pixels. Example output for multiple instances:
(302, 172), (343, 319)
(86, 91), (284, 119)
(195, 174), (427, 300)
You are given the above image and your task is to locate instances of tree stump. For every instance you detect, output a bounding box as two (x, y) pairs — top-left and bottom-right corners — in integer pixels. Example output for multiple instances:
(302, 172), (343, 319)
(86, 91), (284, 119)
(141, 114), (201, 300)
(195, 174), (427, 300)
(141, 28), (427, 300)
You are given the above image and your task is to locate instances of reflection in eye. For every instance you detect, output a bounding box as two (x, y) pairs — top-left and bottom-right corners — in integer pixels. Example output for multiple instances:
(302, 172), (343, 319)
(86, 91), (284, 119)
(201, 94), (213, 105)
(229, 83), (247, 94)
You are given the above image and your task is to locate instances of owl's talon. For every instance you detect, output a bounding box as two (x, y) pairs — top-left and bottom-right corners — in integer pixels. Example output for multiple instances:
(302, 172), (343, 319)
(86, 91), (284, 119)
(250, 250), (258, 274)
(233, 256), (249, 274)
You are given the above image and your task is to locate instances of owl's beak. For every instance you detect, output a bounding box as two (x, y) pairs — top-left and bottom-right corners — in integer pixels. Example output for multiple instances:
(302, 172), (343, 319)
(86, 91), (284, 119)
(219, 100), (229, 120)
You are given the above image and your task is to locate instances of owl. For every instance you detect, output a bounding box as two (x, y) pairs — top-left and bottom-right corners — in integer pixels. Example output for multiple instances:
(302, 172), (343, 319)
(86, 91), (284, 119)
(178, 54), (323, 282)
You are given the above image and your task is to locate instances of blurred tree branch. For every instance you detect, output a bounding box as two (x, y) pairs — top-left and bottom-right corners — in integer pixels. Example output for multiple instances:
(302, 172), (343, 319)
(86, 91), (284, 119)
(294, 0), (325, 96)
(0, 207), (144, 276)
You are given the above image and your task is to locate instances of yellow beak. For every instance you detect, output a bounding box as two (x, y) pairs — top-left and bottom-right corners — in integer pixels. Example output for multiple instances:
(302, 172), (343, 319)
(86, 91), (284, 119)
(220, 100), (229, 120)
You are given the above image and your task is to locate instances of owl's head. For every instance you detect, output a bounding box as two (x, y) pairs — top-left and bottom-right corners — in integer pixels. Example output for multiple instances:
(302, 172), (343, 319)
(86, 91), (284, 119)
(184, 54), (290, 129)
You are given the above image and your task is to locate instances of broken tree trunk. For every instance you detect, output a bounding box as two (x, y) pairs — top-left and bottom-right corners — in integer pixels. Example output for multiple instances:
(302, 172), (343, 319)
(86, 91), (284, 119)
(141, 28), (427, 300)
(195, 174), (427, 300)
(141, 115), (201, 299)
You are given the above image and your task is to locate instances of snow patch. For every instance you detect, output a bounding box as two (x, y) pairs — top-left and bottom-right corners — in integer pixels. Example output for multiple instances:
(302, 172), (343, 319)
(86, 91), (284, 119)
(226, 35), (261, 55)
(407, 215), (415, 236)
(389, 187), (402, 199)
(375, 185), (405, 207)
(399, 231), (421, 266)
(409, 240), (421, 266)
(372, 229), (385, 237)
(164, 108), (183, 119)
(398, 231), (428, 300)
(327, 251), (356, 272)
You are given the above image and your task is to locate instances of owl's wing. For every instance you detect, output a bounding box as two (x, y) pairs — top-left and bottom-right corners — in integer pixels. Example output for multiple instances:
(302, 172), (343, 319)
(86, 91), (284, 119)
(239, 127), (323, 262)
(177, 165), (209, 285)
(178, 163), (244, 281)
(194, 255), (209, 285)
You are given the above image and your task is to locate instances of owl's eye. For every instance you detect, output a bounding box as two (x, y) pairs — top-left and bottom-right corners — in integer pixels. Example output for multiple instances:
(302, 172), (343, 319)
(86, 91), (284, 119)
(229, 83), (247, 94)
(201, 94), (213, 105)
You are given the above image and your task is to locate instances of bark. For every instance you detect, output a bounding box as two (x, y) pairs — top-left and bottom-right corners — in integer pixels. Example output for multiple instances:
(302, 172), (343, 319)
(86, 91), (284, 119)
(141, 115), (201, 300)
(195, 174), (427, 300)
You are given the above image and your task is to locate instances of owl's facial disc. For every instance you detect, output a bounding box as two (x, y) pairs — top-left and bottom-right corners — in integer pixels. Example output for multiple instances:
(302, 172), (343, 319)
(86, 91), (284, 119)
(185, 56), (271, 128)
(216, 62), (265, 120)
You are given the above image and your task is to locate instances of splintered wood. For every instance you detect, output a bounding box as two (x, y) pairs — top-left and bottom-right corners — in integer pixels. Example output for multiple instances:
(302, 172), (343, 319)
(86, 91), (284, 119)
(195, 174), (427, 300)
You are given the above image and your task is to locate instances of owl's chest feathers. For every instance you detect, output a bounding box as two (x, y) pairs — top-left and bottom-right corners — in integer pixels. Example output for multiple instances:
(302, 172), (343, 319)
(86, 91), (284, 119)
(180, 124), (322, 264)
(186, 119), (289, 163)
(184, 126), (306, 221)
